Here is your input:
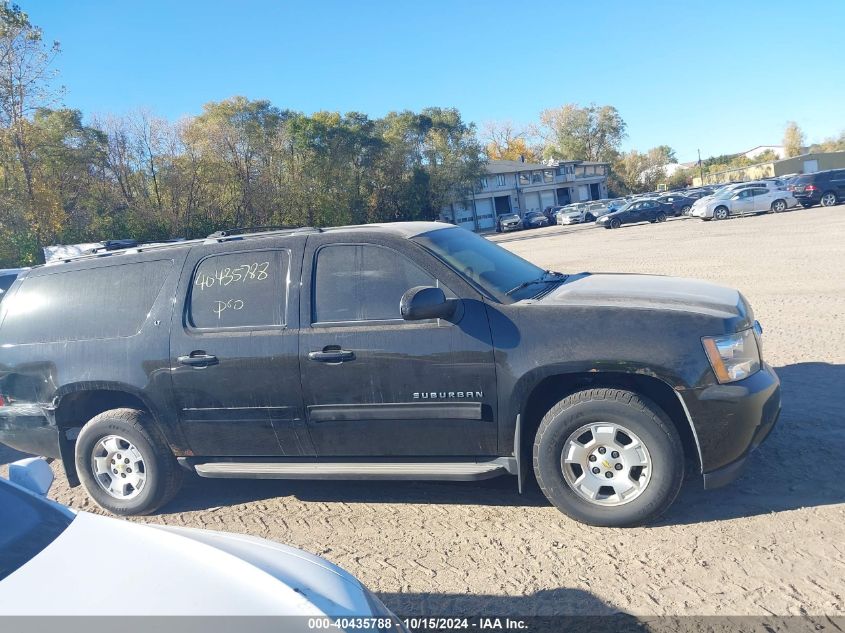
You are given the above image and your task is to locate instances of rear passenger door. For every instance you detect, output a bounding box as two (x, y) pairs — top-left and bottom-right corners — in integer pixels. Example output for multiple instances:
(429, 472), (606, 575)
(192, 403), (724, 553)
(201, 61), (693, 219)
(750, 187), (773, 213)
(298, 233), (499, 457)
(169, 236), (311, 457)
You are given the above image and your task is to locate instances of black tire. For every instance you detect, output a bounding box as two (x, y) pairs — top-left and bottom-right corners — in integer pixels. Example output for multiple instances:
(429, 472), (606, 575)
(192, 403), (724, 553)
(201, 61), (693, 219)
(681, 205), (691, 216)
(75, 408), (182, 516)
(610, 218), (621, 229)
(656, 212), (667, 222)
(820, 191), (837, 207)
(801, 203), (814, 209)
(533, 388), (684, 527)
(714, 206), (729, 220)
(585, 213), (595, 222)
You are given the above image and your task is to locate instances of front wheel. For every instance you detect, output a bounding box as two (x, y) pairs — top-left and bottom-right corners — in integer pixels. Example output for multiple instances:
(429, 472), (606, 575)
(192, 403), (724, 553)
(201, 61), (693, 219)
(75, 408), (183, 516)
(771, 199), (787, 213)
(610, 218), (621, 229)
(820, 191), (837, 207)
(656, 212), (667, 222)
(533, 388), (684, 527)
(681, 205), (691, 216)
(714, 206), (729, 220)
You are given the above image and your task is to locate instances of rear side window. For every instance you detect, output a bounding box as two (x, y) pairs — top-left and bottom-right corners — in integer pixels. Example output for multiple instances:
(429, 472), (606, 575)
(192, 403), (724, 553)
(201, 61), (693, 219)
(313, 244), (437, 323)
(188, 250), (289, 329)
(0, 260), (171, 344)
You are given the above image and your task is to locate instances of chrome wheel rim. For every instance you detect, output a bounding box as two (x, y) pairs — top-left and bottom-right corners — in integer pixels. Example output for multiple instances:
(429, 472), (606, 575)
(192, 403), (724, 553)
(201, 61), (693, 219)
(91, 435), (147, 500)
(821, 193), (835, 206)
(561, 422), (652, 507)
(715, 208), (727, 219)
(774, 201), (785, 212)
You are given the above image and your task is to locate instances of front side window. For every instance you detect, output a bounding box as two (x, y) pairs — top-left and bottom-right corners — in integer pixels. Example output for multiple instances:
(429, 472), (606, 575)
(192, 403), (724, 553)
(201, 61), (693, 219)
(189, 250), (289, 329)
(414, 227), (546, 301)
(313, 244), (439, 323)
(0, 482), (73, 581)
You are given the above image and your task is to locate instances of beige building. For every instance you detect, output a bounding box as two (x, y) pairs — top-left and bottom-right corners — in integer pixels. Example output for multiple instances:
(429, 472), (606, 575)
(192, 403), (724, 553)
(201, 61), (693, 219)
(693, 151), (845, 186)
(441, 159), (609, 231)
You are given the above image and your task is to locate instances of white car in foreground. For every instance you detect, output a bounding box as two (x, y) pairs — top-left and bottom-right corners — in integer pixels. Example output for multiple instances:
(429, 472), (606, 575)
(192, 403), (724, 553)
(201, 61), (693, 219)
(0, 458), (404, 627)
(690, 185), (796, 220)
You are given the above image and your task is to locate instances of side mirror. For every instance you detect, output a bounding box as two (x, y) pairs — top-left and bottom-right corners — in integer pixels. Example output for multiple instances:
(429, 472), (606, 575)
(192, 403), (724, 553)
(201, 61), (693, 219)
(9, 457), (54, 496)
(400, 286), (456, 321)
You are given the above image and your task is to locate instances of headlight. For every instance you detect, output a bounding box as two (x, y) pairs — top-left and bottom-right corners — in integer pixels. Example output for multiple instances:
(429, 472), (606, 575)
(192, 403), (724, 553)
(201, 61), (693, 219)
(598, 216), (609, 222)
(702, 328), (761, 383)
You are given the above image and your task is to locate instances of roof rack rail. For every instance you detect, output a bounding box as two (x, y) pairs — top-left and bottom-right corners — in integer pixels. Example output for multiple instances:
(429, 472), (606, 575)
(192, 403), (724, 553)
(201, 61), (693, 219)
(207, 225), (316, 239)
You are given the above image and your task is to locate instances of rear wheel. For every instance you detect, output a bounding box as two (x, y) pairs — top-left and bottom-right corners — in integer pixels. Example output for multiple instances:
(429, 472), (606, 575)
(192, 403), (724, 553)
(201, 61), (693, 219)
(75, 408), (182, 516)
(820, 191), (837, 207)
(714, 206), (729, 220)
(771, 199), (787, 213)
(656, 212), (667, 222)
(533, 388), (684, 527)
(681, 205), (691, 215)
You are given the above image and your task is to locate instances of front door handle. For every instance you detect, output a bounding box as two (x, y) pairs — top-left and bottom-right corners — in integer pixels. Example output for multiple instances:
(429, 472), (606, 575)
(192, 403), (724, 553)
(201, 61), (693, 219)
(178, 352), (219, 367)
(308, 349), (355, 363)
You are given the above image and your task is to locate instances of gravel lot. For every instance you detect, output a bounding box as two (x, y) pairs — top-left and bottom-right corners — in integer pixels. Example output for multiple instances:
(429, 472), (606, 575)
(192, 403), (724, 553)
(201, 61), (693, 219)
(3, 205), (844, 617)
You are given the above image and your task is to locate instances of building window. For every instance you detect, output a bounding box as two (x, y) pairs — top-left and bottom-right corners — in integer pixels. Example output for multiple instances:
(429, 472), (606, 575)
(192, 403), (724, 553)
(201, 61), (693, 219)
(496, 174), (506, 187)
(531, 171), (542, 183)
(518, 172), (530, 185)
(478, 177), (488, 190)
(543, 169), (554, 183)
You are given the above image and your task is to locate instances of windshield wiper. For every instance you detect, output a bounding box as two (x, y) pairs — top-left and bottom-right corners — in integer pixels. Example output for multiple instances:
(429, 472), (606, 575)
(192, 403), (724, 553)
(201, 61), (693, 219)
(505, 270), (568, 296)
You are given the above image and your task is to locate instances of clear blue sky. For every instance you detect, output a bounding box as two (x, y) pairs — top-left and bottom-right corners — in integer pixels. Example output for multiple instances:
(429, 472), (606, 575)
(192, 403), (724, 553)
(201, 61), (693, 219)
(26, 0), (845, 162)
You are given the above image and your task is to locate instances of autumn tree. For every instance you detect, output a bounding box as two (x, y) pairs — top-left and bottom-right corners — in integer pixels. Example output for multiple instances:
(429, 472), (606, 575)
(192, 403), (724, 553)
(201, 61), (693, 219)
(783, 121), (805, 158)
(481, 120), (540, 162)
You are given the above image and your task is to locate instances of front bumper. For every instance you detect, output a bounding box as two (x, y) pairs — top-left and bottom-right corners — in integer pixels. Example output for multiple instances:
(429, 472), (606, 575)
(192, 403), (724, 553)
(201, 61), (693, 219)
(681, 362), (781, 489)
(500, 223), (521, 232)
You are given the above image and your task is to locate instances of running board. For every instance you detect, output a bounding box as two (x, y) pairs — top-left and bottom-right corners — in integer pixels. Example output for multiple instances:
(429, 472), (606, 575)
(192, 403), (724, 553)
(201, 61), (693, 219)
(189, 458), (516, 481)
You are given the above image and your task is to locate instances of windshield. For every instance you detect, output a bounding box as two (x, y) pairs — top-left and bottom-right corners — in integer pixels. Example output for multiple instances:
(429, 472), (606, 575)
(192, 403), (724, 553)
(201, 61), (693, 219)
(414, 227), (546, 301)
(0, 480), (73, 581)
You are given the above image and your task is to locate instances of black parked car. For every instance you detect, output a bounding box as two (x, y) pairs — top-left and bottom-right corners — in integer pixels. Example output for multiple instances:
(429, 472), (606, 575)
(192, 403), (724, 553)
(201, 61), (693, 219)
(656, 194), (696, 216)
(0, 223), (780, 527)
(596, 199), (672, 228)
(521, 211), (550, 229)
(791, 169), (845, 208)
(495, 213), (522, 232)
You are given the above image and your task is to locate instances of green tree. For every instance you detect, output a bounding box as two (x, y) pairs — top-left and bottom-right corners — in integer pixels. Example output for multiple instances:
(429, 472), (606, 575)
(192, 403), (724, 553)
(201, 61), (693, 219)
(538, 103), (626, 162)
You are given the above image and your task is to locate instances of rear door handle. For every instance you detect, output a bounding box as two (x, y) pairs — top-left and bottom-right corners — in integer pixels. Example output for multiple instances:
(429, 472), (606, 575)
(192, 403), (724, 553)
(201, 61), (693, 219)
(308, 349), (355, 363)
(178, 352), (219, 367)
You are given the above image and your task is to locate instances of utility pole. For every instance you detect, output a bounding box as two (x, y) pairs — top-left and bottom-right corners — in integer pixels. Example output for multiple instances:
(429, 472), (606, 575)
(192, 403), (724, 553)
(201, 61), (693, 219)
(698, 149), (704, 185)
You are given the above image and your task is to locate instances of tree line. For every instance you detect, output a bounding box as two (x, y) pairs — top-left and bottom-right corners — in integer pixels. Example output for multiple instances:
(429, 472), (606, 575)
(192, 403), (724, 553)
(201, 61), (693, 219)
(0, 4), (484, 267)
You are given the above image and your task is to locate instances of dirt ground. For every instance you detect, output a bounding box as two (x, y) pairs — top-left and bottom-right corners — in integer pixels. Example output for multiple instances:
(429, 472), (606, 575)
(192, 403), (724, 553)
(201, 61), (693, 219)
(3, 205), (844, 617)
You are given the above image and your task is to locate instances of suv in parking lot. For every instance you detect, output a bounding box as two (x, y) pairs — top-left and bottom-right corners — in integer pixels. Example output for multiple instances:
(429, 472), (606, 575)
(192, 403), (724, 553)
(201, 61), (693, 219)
(791, 169), (845, 208)
(0, 222), (781, 527)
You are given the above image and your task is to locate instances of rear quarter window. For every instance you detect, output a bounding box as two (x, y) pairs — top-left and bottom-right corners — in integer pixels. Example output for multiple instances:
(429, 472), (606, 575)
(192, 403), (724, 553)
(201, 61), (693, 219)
(0, 260), (172, 344)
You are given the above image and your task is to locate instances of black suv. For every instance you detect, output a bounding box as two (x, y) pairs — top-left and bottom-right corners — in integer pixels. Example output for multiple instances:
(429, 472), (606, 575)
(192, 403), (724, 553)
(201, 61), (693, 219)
(0, 223), (780, 526)
(791, 169), (845, 208)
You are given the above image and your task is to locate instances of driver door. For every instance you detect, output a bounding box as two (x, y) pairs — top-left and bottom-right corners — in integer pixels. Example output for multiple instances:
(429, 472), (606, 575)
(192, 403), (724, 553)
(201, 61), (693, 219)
(731, 189), (754, 215)
(298, 233), (499, 457)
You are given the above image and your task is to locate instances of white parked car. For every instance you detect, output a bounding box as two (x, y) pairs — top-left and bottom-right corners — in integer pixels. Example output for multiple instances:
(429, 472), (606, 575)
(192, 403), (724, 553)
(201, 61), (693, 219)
(0, 458), (405, 625)
(555, 203), (599, 225)
(690, 185), (796, 220)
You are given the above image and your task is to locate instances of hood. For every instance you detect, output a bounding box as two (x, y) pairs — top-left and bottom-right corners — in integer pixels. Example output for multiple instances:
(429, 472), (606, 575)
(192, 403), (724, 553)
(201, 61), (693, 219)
(537, 273), (750, 324)
(0, 511), (375, 616)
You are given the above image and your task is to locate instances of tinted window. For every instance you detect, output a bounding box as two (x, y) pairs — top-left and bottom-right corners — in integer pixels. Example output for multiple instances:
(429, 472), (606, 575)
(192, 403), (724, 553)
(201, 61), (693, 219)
(0, 273), (17, 299)
(414, 227), (545, 300)
(314, 244), (437, 323)
(189, 250), (289, 329)
(0, 481), (73, 581)
(1, 260), (171, 344)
